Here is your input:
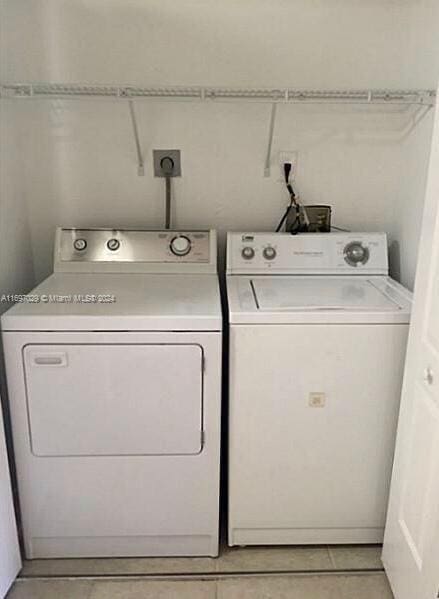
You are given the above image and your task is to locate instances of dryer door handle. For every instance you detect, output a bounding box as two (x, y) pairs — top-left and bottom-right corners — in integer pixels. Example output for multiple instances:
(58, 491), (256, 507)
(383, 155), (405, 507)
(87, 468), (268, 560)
(32, 354), (68, 367)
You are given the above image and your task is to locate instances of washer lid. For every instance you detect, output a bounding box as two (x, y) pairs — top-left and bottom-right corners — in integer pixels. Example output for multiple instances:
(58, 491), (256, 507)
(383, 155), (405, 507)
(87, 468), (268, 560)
(252, 278), (401, 311)
(227, 275), (412, 324)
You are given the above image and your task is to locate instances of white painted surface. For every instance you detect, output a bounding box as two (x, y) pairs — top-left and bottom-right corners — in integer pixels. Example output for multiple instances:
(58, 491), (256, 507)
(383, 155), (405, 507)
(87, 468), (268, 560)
(0, 103), (36, 309)
(1, 226), (221, 331)
(0, 405), (21, 598)
(226, 232), (411, 323)
(227, 230), (411, 546)
(254, 279), (401, 312)
(1, 1), (438, 289)
(1, 273), (221, 331)
(226, 232), (389, 275)
(383, 85), (439, 599)
(1, 226), (222, 558)
(24, 344), (203, 456)
(228, 323), (409, 546)
(0, 25), (37, 597)
(228, 275), (411, 325)
(384, 0), (439, 287)
(4, 330), (222, 558)
(0, 0), (421, 88)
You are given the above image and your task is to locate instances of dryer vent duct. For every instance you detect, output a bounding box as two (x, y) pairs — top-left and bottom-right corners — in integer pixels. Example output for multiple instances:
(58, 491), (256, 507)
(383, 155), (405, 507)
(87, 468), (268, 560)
(153, 150), (182, 230)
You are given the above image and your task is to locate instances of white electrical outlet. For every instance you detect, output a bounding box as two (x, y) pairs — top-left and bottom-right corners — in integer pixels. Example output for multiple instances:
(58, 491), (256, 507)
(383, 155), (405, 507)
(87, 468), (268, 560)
(278, 151), (298, 182)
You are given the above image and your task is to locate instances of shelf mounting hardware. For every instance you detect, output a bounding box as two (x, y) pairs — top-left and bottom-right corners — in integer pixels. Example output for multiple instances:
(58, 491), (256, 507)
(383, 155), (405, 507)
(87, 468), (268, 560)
(264, 103), (278, 177)
(128, 99), (144, 176)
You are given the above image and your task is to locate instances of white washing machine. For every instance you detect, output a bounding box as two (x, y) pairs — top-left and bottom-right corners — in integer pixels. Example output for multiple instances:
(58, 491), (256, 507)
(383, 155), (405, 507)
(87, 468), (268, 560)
(226, 232), (412, 546)
(2, 227), (222, 558)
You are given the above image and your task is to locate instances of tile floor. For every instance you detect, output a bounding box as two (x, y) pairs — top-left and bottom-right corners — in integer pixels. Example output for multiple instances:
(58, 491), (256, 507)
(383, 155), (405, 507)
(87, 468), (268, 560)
(7, 573), (393, 598)
(19, 544), (383, 577)
(7, 545), (393, 598)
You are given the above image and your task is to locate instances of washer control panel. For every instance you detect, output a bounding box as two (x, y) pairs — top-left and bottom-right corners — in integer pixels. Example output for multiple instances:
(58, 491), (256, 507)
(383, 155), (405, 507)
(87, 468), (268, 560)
(227, 232), (388, 275)
(55, 228), (216, 272)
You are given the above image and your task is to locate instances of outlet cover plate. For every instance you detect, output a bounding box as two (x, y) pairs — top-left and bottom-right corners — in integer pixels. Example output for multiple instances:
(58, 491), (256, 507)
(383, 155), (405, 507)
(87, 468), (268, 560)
(153, 149), (182, 177)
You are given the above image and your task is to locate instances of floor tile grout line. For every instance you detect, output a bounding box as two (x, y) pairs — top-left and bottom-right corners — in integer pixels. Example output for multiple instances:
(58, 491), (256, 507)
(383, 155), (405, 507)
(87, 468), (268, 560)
(16, 567), (385, 583)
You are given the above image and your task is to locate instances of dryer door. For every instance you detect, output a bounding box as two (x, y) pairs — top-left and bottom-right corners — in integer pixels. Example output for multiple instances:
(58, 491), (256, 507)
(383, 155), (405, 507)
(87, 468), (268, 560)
(23, 344), (203, 456)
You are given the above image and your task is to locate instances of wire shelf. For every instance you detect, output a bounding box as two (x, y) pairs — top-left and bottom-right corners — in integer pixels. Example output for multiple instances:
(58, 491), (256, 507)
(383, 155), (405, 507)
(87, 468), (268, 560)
(0, 83), (436, 105)
(1, 82), (435, 178)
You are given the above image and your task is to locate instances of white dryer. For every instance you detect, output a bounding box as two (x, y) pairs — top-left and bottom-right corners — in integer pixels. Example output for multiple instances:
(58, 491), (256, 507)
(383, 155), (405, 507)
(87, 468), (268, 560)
(2, 228), (222, 558)
(226, 232), (412, 547)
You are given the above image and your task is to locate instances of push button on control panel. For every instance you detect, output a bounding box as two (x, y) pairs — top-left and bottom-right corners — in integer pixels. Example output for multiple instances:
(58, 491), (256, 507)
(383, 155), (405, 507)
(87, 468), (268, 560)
(241, 246), (255, 260)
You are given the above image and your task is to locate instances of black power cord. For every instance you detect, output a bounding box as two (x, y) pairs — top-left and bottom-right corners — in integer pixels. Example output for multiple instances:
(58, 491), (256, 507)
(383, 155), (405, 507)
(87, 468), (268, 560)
(275, 163), (298, 233)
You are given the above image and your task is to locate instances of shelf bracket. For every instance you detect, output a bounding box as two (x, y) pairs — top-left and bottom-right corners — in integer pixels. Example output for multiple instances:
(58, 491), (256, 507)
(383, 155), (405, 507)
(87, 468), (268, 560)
(402, 103), (434, 138)
(264, 102), (277, 177)
(128, 99), (145, 176)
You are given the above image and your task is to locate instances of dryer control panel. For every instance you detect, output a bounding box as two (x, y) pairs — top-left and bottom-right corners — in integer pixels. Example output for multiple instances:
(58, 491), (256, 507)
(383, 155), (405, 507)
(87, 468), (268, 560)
(55, 228), (217, 273)
(227, 232), (389, 275)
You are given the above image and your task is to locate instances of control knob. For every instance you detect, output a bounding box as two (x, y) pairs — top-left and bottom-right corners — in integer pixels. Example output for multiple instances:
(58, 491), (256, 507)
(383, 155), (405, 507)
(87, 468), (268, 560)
(73, 238), (87, 251)
(107, 238), (120, 251)
(170, 235), (192, 256)
(241, 246), (255, 260)
(344, 242), (369, 266)
(263, 246), (277, 261)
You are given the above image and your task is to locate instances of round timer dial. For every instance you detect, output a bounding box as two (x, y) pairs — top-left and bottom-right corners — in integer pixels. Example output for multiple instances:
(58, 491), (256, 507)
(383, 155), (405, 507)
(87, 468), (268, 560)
(170, 235), (192, 256)
(344, 242), (370, 266)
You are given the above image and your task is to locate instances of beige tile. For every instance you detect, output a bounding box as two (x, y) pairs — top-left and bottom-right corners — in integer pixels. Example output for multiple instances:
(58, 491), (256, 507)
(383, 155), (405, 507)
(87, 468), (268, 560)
(6, 579), (94, 599)
(89, 579), (216, 599)
(21, 556), (217, 577)
(328, 545), (383, 570)
(217, 575), (342, 598)
(21, 545), (333, 577)
(338, 573), (393, 598)
(218, 545), (333, 573)
(7, 575), (392, 599)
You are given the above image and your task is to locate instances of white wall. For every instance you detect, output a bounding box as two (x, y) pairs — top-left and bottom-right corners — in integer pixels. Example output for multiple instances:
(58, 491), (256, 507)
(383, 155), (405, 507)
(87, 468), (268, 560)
(0, 103), (35, 307)
(0, 0), (416, 88)
(1, 0), (439, 288)
(388, 0), (439, 287)
(0, 85), (35, 572)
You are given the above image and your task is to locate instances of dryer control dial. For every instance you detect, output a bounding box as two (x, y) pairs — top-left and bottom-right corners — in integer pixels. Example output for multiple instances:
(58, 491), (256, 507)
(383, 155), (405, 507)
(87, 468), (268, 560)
(73, 238), (87, 252)
(241, 246), (255, 260)
(170, 235), (192, 256)
(344, 242), (369, 266)
(107, 238), (120, 251)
